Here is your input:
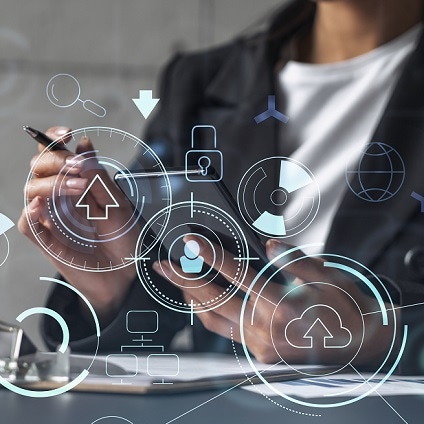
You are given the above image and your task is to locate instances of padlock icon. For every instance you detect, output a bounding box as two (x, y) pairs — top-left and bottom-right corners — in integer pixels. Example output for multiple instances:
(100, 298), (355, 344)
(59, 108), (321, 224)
(185, 125), (223, 183)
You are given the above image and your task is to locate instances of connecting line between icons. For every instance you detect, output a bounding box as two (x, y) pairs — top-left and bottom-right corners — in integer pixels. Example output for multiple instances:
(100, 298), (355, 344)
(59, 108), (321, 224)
(190, 300), (194, 326)
(112, 379), (133, 386)
(124, 257), (151, 262)
(229, 328), (321, 418)
(254, 96), (289, 124)
(218, 268), (278, 307)
(234, 257), (260, 261)
(153, 379), (174, 385)
(165, 380), (247, 423)
(362, 301), (424, 316)
(164, 358), (292, 424)
(120, 345), (165, 352)
(165, 361), (282, 424)
(132, 336), (153, 342)
(190, 192), (194, 218)
(350, 365), (408, 424)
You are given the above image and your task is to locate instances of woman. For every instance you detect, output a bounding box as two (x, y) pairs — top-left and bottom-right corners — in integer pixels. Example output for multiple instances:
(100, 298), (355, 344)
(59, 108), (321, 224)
(19, 0), (424, 373)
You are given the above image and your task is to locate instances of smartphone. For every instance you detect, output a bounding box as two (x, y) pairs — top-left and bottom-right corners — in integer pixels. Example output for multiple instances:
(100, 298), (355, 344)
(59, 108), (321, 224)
(114, 167), (286, 284)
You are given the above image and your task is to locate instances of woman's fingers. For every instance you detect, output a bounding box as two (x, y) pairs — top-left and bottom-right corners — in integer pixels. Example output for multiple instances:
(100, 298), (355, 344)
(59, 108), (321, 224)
(181, 292), (277, 363)
(18, 197), (54, 246)
(185, 292), (242, 339)
(30, 150), (80, 178)
(25, 175), (88, 200)
(266, 239), (349, 286)
(29, 132), (112, 204)
(31, 127), (82, 177)
(18, 197), (41, 242)
(42, 126), (73, 151)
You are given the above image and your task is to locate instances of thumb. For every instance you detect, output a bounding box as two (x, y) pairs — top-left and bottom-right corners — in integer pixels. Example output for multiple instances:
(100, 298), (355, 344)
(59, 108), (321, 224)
(266, 239), (295, 262)
(266, 239), (328, 284)
(76, 135), (96, 158)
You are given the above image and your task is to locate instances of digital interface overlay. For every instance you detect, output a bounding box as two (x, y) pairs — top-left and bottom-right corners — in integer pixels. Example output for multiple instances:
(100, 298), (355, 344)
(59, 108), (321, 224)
(24, 127), (171, 272)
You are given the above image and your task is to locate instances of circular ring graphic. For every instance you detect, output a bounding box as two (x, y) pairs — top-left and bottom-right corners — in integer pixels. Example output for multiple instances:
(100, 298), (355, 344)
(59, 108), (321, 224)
(52, 156), (140, 244)
(237, 157), (320, 238)
(46, 74), (81, 108)
(25, 127), (171, 272)
(16, 307), (70, 353)
(0, 276), (100, 398)
(0, 234), (10, 267)
(91, 417), (133, 424)
(239, 245), (401, 408)
(270, 282), (364, 376)
(135, 200), (250, 313)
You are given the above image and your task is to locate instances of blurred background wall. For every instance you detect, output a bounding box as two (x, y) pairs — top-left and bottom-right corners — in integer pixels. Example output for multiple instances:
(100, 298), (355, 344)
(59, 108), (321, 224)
(0, 0), (284, 348)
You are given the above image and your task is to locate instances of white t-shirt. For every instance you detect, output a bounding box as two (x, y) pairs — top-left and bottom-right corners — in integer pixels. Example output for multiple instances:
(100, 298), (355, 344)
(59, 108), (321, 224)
(278, 24), (422, 252)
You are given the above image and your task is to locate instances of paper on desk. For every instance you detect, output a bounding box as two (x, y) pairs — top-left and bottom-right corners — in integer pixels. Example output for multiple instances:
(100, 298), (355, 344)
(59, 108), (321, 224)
(241, 373), (424, 398)
(62, 353), (334, 394)
(94, 353), (329, 382)
(18, 352), (424, 398)
(30, 353), (424, 397)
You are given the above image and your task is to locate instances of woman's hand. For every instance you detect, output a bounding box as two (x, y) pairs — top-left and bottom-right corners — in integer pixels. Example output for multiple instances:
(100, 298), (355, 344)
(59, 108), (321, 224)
(153, 236), (398, 365)
(18, 126), (138, 324)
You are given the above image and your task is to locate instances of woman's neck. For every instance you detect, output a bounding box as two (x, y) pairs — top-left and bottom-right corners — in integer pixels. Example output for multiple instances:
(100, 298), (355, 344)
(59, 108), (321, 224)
(299, 0), (423, 64)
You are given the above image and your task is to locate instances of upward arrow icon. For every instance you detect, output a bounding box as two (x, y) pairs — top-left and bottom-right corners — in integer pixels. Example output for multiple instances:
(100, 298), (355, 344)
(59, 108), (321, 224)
(76, 174), (119, 220)
(132, 90), (160, 119)
(303, 318), (334, 349)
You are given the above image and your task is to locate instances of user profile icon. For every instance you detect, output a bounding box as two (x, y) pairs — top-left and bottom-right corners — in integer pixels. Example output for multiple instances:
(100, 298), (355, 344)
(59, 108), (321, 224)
(135, 201), (250, 314)
(180, 240), (204, 274)
(167, 232), (216, 282)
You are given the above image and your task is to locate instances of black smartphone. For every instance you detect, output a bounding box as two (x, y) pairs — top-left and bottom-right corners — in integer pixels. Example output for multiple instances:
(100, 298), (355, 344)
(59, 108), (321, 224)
(114, 167), (286, 284)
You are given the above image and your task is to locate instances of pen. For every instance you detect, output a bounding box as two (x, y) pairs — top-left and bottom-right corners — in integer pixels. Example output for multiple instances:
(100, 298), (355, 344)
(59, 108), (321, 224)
(23, 125), (68, 151)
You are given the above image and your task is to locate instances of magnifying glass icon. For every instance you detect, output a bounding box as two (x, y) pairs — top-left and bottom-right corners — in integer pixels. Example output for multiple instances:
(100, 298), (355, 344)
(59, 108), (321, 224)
(46, 73), (106, 118)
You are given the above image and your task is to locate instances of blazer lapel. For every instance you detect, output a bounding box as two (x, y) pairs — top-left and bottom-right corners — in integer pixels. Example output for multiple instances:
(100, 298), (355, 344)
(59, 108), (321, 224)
(325, 30), (424, 267)
(200, 1), (316, 202)
(198, 43), (281, 207)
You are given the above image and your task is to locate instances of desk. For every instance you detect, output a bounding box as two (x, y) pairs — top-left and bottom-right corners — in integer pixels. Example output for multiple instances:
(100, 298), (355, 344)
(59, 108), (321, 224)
(1, 387), (423, 424)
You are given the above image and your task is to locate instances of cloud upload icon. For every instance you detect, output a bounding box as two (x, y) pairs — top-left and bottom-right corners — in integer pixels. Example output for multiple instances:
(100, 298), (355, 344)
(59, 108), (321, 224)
(284, 304), (352, 349)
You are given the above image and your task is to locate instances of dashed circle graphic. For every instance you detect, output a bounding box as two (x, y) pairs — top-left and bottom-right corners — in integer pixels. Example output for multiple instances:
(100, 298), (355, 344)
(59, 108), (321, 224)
(135, 201), (250, 313)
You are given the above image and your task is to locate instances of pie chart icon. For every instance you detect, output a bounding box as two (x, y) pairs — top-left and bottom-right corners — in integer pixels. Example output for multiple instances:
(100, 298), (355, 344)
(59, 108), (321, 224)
(237, 157), (320, 238)
(0, 212), (14, 267)
(0, 212), (14, 236)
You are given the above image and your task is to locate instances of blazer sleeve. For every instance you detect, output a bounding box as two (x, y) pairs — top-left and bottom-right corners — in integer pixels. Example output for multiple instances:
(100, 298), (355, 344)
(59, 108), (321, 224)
(42, 274), (187, 353)
(41, 55), (196, 353)
(394, 280), (424, 375)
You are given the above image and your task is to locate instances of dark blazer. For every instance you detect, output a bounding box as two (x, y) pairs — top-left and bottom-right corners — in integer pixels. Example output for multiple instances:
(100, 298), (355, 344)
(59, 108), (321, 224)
(44, 0), (424, 373)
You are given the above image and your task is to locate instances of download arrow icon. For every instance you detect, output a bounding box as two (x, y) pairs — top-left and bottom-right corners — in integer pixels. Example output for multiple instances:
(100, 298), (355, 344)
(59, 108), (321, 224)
(132, 90), (160, 119)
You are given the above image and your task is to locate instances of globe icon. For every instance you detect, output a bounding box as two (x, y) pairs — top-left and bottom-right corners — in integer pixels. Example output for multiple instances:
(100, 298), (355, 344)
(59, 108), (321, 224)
(346, 142), (405, 202)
